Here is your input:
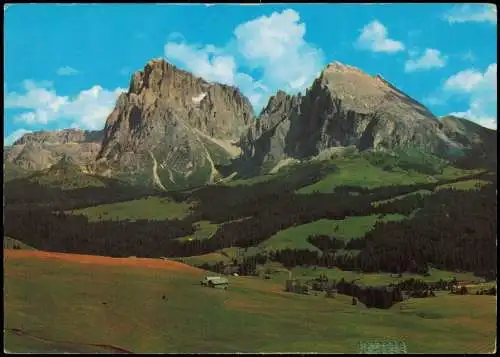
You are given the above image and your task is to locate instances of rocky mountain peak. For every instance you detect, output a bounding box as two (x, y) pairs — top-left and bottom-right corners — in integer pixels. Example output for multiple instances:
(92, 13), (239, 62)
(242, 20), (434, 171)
(7, 57), (491, 190)
(239, 60), (464, 171)
(129, 58), (200, 96)
(260, 90), (301, 117)
(324, 61), (365, 75)
(96, 57), (256, 189)
(115, 58), (254, 139)
(12, 129), (103, 146)
(5, 129), (103, 172)
(314, 61), (436, 122)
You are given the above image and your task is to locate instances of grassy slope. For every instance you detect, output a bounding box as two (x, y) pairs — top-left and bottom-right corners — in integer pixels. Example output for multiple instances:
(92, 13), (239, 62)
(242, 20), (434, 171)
(4, 251), (496, 353)
(177, 253), (232, 266)
(50, 156), (490, 273)
(225, 174), (277, 187)
(4, 331), (117, 353)
(4, 237), (37, 250)
(31, 173), (107, 190)
(435, 179), (491, 191)
(257, 263), (485, 292)
(218, 247), (245, 260)
(69, 197), (193, 222)
(175, 215), (407, 266)
(372, 190), (433, 207)
(23, 161), (121, 190)
(297, 157), (475, 194)
(287, 267), (483, 287)
(5, 149), (495, 353)
(372, 179), (490, 207)
(256, 214), (407, 254)
(175, 221), (218, 242)
(61, 158), (485, 269)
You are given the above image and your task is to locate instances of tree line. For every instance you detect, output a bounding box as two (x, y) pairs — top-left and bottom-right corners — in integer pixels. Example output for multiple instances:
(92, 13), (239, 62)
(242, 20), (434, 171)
(4, 163), (495, 279)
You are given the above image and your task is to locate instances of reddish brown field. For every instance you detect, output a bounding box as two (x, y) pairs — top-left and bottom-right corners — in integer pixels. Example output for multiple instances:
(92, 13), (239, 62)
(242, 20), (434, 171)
(3, 249), (202, 275)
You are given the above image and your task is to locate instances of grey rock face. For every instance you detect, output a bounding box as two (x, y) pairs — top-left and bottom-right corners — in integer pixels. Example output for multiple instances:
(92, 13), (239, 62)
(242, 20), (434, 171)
(96, 59), (255, 189)
(11, 128), (103, 146)
(439, 115), (497, 160)
(240, 62), (468, 171)
(239, 91), (300, 169)
(4, 129), (103, 172)
(5, 59), (495, 187)
(440, 115), (496, 148)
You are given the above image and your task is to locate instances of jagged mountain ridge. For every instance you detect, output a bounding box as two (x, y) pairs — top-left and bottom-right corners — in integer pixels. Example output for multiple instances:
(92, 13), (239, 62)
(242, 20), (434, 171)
(4, 59), (496, 188)
(12, 129), (103, 146)
(4, 129), (104, 173)
(238, 61), (481, 174)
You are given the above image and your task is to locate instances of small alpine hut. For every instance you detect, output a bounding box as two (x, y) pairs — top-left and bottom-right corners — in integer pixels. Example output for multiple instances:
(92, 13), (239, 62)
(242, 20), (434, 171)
(201, 276), (229, 289)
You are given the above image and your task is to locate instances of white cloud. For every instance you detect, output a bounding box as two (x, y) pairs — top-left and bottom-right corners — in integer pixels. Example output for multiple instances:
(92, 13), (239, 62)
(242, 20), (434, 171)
(5, 80), (67, 122)
(404, 48), (447, 72)
(444, 4), (497, 24)
(4, 80), (126, 130)
(444, 68), (488, 92)
(444, 63), (497, 129)
(165, 42), (237, 85)
(472, 117), (497, 130)
(63, 86), (126, 130)
(449, 108), (497, 130)
(234, 72), (270, 109)
(234, 9), (324, 92)
(56, 66), (80, 76)
(164, 41), (269, 109)
(235, 9), (307, 62)
(4, 128), (32, 146)
(355, 20), (405, 53)
(163, 9), (322, 112)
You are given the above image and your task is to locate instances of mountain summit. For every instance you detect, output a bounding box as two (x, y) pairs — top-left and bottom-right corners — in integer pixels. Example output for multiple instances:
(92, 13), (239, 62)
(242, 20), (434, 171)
(238, 61), (476, 172)
(4, 58), (496, 188)
(95, 59), (254, 189)
(4, 129), (103, 172)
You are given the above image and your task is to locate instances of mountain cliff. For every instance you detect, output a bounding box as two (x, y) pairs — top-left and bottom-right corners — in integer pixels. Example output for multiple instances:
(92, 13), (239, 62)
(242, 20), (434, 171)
(95, 58), (254, 189)
(4, 59), (496, 188)
(439, 115), (497, 169)
(440, 115), (496, 151)
(238, 62), (490, 173)
(4, 129), (103, 173)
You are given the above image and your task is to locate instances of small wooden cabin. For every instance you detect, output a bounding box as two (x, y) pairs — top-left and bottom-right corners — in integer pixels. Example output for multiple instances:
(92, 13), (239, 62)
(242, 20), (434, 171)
(201, 276), (229, 289)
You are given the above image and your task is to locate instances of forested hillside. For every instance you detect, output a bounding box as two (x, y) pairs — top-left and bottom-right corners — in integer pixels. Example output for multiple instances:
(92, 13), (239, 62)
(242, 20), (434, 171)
(4, 156), (496, 281)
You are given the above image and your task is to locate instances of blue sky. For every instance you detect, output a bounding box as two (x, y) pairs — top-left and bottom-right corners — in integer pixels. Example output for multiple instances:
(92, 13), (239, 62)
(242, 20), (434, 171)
(4, 3), (497, 144)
